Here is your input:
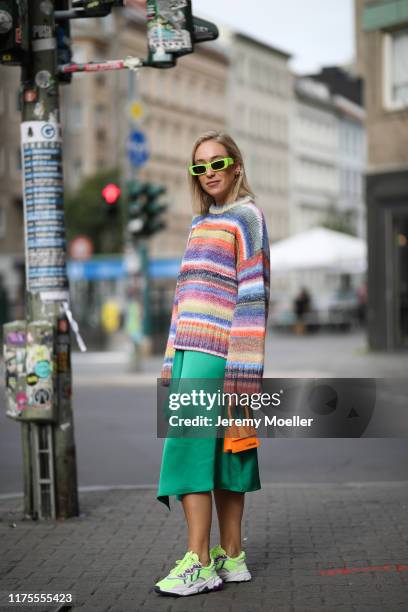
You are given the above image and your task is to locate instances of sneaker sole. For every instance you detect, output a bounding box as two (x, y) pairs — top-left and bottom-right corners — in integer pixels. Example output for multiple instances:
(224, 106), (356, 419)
(154, 576), (223, 597)
(218, 569), (252, 582)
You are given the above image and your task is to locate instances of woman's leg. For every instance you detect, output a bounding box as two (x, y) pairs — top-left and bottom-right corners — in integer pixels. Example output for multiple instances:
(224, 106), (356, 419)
(176, 350), (227, 566)
(213, 489), (245, 557)
(181, 491), (212, 566)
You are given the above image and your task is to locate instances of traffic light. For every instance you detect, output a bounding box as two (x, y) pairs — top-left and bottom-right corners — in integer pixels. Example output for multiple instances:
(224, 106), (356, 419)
(128, 181), (148, 238)
(146, 0), (218, 68)
(127, 180), (168, 239)
(0, 0), (29, 66)
(144, 183), (167, 236)
(102, 183), (121, 217)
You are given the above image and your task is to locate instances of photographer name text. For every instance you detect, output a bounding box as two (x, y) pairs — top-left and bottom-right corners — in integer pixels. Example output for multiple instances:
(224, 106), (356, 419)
(168, 415), (314, 428)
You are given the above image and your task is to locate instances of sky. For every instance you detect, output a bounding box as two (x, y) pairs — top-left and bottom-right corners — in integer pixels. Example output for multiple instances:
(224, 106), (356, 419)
(192, 0), (355, 75)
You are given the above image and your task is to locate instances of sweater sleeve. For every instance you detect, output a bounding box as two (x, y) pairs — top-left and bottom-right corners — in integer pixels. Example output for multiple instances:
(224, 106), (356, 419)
(160, 220), (196, 387)
(160, 280), (179, 387)
(223, 206), (270, 397)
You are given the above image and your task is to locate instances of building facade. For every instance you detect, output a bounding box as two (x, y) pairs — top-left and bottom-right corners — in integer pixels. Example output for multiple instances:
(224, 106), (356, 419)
(292, 77), (366, 238)
(223, 31), (292, 244)
(0, 65), (25, 317)
(335, 94), (367, 240)
(292, 77), (339, 235)
(355, 0), (408, 349)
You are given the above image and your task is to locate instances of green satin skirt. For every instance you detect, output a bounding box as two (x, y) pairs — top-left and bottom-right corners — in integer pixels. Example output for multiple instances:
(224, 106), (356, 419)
(157, 348), (261, 510)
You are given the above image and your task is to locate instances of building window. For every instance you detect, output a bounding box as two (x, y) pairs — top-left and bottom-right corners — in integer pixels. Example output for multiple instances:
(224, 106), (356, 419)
(235, 53), (245, 82)
(95, 73), (106, 87)
(68, 102), (83, 131)
(250, 59), (259, 88)
(71, 158), (82, 190)
(0, 203), (5, 238)
(96, 128), (106, 143)
(383, 29), (408, 110)
(94, 104), (105, 129)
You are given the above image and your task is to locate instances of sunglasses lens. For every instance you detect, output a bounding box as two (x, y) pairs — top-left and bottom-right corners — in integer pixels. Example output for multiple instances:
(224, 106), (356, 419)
(191, 165), (206, 175)
(211, 159), (227, 171)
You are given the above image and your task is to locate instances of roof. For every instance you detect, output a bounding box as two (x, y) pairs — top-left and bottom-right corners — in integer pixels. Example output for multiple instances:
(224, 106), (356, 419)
(235, 31), (292, 59)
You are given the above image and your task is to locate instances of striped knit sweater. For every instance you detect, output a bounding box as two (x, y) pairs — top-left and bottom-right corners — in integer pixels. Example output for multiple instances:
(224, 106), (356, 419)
(161, 194), (270, 393)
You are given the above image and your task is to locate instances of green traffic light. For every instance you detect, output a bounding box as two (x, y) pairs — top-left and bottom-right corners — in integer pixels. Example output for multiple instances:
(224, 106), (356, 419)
(146, 184), (166, 199)
(127, 180), (147, 197)
(126, 180), (167, 239)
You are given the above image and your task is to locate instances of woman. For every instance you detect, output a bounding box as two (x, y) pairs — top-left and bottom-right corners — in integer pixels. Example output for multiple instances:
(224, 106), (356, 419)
(155, 130), (270, 597)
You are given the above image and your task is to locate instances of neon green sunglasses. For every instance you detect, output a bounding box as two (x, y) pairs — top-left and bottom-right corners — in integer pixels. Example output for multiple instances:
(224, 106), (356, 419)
(189, 157), (234, 176)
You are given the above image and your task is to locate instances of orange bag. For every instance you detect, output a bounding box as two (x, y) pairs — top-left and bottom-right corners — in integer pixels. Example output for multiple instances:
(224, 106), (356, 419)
(223, 401), (261, 453)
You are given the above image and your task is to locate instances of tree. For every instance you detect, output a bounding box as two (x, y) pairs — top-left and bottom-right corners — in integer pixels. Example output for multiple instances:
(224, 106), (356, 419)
(319, 204), (357, 236)
(64, 167), (124, 254)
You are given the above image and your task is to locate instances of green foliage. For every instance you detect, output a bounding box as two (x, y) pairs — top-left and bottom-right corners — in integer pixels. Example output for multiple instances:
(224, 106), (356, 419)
(319, 205), (357, 237)
(64, 167), (123, 254)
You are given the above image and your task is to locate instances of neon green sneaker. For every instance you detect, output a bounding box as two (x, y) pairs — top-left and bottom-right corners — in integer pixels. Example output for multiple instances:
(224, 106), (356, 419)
(210, 544), (252, 582)
(154, 550), (223, 596)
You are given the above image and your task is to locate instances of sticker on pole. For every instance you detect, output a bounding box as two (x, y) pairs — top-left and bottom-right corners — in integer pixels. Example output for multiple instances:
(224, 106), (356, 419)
(146, 0), (193, 55)
(129, 102), (144, 120)
(20, 121), (69, 302)
(21, 121), (60, 144)
(127, 129), (149, 168)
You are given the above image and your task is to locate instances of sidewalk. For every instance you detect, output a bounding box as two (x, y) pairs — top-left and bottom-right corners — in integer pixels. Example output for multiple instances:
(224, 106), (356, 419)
(1, 482), (408, 611)
(2, 330), (407, 386)
(68, 330), (408, 386)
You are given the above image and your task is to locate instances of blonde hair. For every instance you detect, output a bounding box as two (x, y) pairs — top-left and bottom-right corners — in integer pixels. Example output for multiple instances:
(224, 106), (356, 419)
(188, 130), (255, 215)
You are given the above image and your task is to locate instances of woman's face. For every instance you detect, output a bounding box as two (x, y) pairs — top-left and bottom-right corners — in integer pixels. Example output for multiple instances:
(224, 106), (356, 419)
(194, 140), (240, 205)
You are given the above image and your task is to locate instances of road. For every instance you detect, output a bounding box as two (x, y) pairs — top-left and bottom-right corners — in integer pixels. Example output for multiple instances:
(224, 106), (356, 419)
(1, 329), (408, 495)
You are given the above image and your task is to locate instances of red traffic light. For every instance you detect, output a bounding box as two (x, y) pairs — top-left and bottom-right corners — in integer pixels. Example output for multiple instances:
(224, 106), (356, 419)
(102, 183), (121, 205)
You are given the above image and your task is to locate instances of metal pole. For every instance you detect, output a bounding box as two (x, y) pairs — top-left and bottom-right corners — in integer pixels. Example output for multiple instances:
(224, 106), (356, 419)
(122, 60), (146, 371)
(21, 423), (33, 518)
(140, 241), (150, 337)
(20, 0), (79, 518)
(59, 55), (144, 75)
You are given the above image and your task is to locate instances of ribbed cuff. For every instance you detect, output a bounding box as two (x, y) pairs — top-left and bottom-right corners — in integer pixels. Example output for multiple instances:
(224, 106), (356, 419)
(173, 321), (230, 357)
(223, 365), (264, 396)
(160, 366), (172, 387)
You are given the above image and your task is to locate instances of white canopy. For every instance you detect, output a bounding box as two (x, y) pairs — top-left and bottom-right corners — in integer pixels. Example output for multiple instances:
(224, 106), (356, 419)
(269, 226), (367, 274)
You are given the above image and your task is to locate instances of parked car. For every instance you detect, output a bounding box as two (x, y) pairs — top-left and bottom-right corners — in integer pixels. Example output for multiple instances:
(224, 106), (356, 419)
(322, 289), (360, 330)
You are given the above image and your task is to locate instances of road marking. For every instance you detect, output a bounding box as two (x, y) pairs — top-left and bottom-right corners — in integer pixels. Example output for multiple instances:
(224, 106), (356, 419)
(320, 564), (408, 576)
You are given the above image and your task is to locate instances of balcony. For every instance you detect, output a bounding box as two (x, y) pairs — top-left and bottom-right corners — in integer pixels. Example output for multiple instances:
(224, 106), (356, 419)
(363, 0), (408, 31)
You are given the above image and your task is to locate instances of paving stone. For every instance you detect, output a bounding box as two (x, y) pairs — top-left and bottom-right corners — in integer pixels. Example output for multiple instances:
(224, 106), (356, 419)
(1, 483), (408, 610)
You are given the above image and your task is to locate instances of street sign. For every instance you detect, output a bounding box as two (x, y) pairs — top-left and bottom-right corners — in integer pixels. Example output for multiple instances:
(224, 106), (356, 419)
(68, 235), (93, 260)
(67, 258), (127, 281)
(127, 129), (149, 168)
(129, 101), (144, 120)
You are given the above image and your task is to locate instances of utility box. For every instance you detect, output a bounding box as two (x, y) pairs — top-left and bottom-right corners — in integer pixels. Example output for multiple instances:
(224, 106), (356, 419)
(3, 320), (56, 422)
